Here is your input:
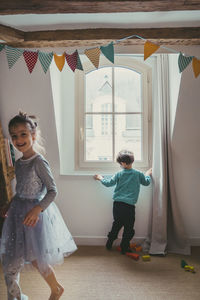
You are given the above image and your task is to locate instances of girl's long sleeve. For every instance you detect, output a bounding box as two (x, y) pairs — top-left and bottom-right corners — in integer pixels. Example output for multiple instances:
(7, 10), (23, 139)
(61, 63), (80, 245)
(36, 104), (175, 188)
(35, 156), (57, 211)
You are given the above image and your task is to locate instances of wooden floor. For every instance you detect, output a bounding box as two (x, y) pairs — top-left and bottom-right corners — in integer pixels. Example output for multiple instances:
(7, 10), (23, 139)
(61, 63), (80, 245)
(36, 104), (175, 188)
(1, 246), (200, 300)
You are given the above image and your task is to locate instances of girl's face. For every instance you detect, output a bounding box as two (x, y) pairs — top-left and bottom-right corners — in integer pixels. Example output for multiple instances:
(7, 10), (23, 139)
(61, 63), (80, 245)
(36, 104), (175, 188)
(9, 123), (36, 158)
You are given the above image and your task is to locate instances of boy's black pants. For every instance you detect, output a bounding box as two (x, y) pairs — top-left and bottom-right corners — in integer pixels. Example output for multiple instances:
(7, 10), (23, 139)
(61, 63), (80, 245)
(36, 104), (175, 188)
(108, 201), (135, 251)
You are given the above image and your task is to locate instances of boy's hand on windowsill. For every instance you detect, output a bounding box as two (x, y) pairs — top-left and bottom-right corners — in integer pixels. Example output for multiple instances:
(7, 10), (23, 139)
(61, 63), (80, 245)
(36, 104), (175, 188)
(145, 168), (152, 177)
(94, 174), (103, 181)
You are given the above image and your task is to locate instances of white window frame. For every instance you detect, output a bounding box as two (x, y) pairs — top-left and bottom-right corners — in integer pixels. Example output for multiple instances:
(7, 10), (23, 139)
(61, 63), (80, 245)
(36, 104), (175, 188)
(75, 55), (152, 173)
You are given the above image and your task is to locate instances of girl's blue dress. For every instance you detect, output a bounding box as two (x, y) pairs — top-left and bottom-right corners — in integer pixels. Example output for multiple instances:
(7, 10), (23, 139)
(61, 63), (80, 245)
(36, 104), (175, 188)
(0, 153), (77, 274)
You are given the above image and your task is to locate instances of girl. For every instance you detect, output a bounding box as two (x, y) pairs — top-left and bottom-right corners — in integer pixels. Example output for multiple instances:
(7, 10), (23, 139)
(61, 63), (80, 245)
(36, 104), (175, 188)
(0, 112), (77, 300)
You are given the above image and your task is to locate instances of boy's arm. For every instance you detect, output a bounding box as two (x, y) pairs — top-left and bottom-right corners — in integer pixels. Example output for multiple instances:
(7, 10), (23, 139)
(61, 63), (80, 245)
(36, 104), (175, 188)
(94, 173), (118, 187)
(139, 168), (152, 186)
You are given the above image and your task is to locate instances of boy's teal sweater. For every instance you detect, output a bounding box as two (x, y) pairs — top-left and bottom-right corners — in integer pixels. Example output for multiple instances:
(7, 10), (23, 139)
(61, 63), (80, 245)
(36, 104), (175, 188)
(101, 168), (151, 206)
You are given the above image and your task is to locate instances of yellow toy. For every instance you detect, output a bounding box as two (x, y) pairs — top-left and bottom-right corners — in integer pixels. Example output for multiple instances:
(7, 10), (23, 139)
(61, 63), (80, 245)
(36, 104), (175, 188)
(184, 265), (195, 273)
(142, 255), (151, 261)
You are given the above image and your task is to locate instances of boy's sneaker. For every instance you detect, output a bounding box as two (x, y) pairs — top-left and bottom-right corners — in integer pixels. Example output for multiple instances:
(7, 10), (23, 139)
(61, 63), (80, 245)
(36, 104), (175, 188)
(106, 238), (114, 250)
(120, 247), (133, 255)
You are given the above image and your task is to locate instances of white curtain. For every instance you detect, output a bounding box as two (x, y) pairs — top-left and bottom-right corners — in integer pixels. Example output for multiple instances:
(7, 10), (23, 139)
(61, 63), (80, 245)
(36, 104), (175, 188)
(143, 54), (190, 255)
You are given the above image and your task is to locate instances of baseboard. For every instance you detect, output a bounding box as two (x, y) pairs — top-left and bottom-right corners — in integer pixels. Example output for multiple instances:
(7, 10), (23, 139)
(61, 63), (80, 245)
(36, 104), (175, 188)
(189, 237), (200, 246)
(74, 236), (146, 246)
(74, 236), (200, 247)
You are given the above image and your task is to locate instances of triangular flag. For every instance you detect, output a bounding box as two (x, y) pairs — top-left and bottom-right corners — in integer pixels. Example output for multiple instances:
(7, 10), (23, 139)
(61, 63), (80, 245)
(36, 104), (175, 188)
(192, 57), (200, 78)
(76, 53), (83, 71)
(23, 50), (38, 73)
(66, 50), (78, 72)
(144, 41), (160, 60)
(54, 53), (65, 72)
(84, 47), (101, 69)
(38, 51), (53, 73)
(0, 44), (5, 52)
(100, 42), (114, 63)
(5, 46), (23, 69)
(178, 52), (193, 73)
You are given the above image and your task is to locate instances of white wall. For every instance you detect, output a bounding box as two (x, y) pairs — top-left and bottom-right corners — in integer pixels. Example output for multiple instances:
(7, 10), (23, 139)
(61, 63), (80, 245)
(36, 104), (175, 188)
(0, 45), (200, 245)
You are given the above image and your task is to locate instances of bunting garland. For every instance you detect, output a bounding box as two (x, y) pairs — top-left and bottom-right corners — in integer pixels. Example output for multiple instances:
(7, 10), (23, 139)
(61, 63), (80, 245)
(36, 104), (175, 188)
(144, 41), (160, 60)
(0, 33), (199, 78)
(0, 44), (5, 52)
(54, 53), (66, 72)
(84, 47), (101, 69)
(100, 42), (114, 63)
(66, 50), (78, 72)
(23, 50), (38, 73)
(192, 57), (200, 78)
(178, 52), (193, 73)
(39, 51), (53, 73)
(76, 53), (83, 71)
(6, 46), (23, 69)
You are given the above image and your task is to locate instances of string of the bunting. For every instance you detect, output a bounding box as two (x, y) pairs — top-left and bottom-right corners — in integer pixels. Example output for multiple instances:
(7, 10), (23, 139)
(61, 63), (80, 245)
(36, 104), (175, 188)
(0, 34), (199, 78)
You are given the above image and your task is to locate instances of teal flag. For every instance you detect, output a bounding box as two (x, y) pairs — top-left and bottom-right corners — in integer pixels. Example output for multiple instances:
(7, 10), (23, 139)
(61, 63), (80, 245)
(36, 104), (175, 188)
(76, 53), (83, 71)
(0, 44), (5, 52)
(100, 42), (114, 63)
(38, 51), (53, 73)
(178, 52), (193, 73)
(5, 46), (23, 69)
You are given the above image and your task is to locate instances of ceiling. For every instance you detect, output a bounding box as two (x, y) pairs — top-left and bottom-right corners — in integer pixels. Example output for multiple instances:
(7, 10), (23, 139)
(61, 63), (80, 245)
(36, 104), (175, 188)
(0, 1), (200, 48)
(0, 11), (200, 31)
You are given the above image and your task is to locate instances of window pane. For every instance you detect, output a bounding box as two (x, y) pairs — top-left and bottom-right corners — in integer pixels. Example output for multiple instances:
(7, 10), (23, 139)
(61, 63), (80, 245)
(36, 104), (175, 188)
(85, 67), (112, 113)
(114, 67), (142, 113)
(85, 114), (113, 161)
(115, 114), (142, 161)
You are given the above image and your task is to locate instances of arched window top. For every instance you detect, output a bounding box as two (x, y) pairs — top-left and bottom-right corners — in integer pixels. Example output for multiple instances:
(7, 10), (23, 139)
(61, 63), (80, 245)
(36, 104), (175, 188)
(75, 55), (152, 172)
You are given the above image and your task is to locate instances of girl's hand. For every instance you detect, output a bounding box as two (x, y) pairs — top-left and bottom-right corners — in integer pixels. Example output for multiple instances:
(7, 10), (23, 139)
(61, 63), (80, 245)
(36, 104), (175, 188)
(94, 174), (103, 181)
(23, 205), (43, 227)
(0, 203), (10, 218)
(145, 168), (152, 176)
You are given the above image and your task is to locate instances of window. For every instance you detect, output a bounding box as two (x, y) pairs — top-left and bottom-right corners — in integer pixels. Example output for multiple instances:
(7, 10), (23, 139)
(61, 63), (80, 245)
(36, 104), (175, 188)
(75, 56), (152, 172)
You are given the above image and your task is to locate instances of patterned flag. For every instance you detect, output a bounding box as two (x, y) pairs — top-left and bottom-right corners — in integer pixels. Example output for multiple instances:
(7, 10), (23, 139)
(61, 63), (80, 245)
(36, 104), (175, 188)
(5, 46), (24, 69)
(0, 44), (5, 52)
(76, 53), (83, 71)
(54, 53), (65, 72)
(38, 51), (53, 73)
(85, 47), (101, 69)
(192, 57), (200, 78)
(144, 41), (160, 60)
(23, 50), (38, 73)
(66, 50), (78, 72)
(100, 42), (114, 63)
(178, 52), (193, 73)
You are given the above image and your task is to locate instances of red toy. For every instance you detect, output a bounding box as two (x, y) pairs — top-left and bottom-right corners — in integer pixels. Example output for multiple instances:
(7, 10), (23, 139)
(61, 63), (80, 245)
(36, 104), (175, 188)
(116, 246), (140, 260)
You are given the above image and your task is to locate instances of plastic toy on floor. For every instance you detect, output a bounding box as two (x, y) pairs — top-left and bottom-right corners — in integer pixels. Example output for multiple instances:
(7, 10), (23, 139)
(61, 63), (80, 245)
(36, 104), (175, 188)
(184, 265), (196, 273)
(130, 243), (143, 252)
(116, 246), (140, 260)
(181, 260), (196, 273)
(142, 255), (151, 261)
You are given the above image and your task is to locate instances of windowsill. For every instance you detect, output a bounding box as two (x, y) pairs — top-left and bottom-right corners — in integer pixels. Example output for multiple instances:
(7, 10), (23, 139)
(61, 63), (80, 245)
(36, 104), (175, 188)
(59, 166), (150, 177)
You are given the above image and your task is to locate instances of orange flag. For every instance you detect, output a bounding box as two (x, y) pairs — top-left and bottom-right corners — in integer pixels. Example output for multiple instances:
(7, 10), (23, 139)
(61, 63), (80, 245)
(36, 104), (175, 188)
(192, 57), (200, 78)
(54, 53), (65, 71)
(84, 48), (101, 69)
(144, 41), (160, 60)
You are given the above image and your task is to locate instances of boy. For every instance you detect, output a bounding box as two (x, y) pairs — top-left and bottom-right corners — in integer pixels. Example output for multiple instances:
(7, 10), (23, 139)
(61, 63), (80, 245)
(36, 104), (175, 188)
(94, 150), (152, 254)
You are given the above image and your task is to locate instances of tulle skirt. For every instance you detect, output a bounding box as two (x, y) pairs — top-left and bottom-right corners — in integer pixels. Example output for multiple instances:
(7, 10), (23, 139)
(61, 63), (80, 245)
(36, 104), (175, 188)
(0, 196), (77, 274)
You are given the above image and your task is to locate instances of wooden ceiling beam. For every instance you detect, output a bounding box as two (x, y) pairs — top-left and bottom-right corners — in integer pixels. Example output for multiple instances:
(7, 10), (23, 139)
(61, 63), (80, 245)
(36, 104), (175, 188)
(0, 0), (200, 14)
(2, 27), (199, 47)
(0, 24), (24, 43)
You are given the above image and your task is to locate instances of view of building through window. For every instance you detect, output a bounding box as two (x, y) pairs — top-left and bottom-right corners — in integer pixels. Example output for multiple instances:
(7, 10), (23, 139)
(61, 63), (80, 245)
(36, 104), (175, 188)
(85, 66), (143, 162)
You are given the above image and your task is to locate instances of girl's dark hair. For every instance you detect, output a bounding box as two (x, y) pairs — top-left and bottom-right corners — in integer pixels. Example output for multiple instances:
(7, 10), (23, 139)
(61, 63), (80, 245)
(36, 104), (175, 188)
(116, 150), (134, 165)
(9, 111), (46, 155)
(8, 111), (37, 133)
